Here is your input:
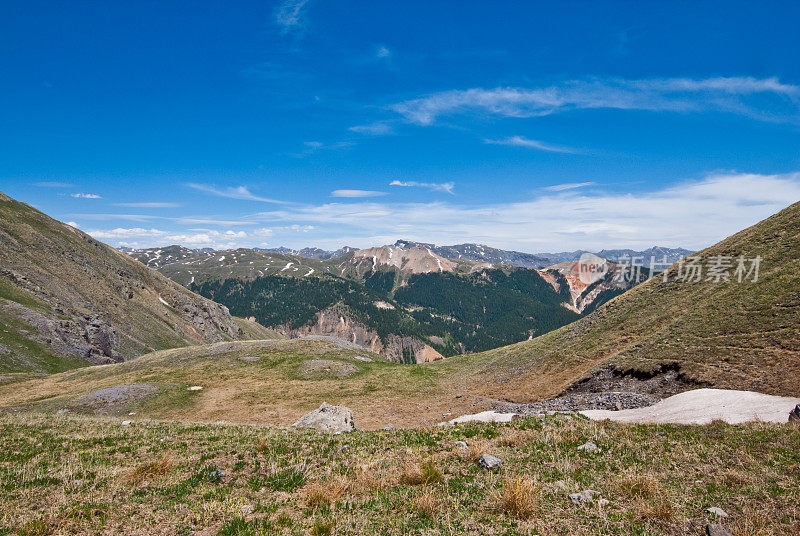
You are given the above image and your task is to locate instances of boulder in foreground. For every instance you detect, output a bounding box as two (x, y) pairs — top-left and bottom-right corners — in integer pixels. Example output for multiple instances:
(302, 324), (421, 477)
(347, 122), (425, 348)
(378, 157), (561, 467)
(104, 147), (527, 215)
(292, 403), (355, 433)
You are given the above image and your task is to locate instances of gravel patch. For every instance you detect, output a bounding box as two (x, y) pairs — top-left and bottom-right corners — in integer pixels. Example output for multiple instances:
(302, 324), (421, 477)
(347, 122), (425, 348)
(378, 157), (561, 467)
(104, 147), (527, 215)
(70, 384), (159, 415)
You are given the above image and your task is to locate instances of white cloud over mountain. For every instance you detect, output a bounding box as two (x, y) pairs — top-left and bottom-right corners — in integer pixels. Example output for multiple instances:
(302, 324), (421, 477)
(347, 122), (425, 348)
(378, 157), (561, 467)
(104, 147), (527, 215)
(81, 172), (800, 253)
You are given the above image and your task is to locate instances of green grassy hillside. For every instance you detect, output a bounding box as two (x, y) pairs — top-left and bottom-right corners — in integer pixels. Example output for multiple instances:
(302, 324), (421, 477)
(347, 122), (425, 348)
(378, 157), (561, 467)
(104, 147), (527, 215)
(445, 200), (800, 401)
(0, 191), (269, 374)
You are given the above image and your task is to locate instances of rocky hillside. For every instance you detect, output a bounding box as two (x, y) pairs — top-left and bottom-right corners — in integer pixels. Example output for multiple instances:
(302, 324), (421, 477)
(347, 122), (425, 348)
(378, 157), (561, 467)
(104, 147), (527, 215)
(0, 191), (255, 374)
(393, 240), (552, 268)
(339, 246), (459, 276)
(540, 260), (639, 314)
(452, 200), (800, 401)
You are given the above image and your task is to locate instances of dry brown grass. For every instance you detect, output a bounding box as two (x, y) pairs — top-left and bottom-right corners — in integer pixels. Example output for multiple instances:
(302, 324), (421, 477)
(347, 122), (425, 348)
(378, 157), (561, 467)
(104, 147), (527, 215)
(412, 488), (442, 518)
(398, 459), (444, 486)
(303, 477), (349, 509)
(466, 440), (489, 464)
(498, 476), (539, 519)
(638, 499), (675, 522)
(613, 472), (660, 499)
(122, 453), (174, 484)
(496, 429), (535, 447)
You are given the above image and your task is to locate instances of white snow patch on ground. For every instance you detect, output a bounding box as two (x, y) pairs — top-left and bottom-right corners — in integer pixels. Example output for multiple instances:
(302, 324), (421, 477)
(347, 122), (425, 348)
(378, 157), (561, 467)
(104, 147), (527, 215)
(442, 411), (518, 425)
(280, 262), (293, 272)
(158, 296), (169, 306)
(581, 388), (800, 425)
(304, 268), (315, 277)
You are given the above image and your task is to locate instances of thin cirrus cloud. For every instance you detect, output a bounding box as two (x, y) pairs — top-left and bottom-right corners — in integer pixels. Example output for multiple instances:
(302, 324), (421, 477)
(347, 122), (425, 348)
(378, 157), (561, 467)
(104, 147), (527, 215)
(113, 202), (182, 208)
(186, 183), (287, 204)
(348, 122), (394, 136)
(330, 189), (387, 198)
(390, 180), (455, 194)
(484, 136), (577, 153)
(71, 193), (101, 199)
(275, 0), (310, 30)
(391, 77), (800, 125)
(544, 182), (596, 191)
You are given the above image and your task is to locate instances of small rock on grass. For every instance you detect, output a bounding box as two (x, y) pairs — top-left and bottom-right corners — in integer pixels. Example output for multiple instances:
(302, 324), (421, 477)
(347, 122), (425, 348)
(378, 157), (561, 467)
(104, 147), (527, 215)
(381, 424), (394, 431)
(706, 523), (733, 536)
(569, 490), (599, 505)
(454, 440), (468, 449)
(478, 454), (502, 469)
(121, 420), (131, 426)
(577, 441), (601, 453)
(707, 507), (729, 518)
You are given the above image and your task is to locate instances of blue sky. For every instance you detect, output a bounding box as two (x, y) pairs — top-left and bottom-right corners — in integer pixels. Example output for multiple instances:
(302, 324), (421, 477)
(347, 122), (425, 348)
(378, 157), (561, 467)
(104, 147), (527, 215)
(2, 1), (800, 251)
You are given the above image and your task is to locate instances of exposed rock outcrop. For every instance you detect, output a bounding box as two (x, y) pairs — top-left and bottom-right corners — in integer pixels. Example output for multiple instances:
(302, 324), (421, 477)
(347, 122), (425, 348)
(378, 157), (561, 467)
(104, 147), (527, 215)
(0, 191), (251, 372)
(284, 307), (443, 363)
(293, 403), (355, 433)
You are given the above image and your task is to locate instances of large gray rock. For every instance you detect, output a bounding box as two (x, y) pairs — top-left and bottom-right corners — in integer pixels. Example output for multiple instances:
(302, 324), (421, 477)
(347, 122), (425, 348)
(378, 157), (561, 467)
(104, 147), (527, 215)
(292, 403), (355, 433)
(789, 404), (800, 422)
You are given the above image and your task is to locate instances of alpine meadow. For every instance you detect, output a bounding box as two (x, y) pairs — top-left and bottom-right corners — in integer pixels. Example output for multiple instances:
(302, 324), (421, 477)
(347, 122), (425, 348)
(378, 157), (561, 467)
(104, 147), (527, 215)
(1, 2), (800, 535)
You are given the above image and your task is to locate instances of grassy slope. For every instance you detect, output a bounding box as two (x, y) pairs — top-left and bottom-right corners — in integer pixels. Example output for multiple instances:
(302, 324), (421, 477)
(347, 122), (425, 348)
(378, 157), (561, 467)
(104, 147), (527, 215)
(439, 200), (800, 401)
(0, 191), (270, 373)
(0, 339), (455, 428)
(0, 412), (797, 535)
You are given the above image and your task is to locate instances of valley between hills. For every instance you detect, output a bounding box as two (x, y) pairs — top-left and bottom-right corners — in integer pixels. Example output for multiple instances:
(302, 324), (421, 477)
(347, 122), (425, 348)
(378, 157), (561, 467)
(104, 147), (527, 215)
(1, 191), (799, 535)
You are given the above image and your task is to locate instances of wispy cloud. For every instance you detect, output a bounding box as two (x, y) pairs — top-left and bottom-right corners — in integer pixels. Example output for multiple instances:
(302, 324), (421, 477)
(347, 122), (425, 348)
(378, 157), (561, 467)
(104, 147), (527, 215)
(544, 182), (596, 192)
(391, 77), (800, 125)
(348, 122), (394, 136)
(113, 202), (182, 208)
(330, 189), (387, 198)
(376, 46), (391, 59)
(186, 183), (286, 204)
(250, 172), (800, 251)
(87, 227), (249, 249)
(296, 140), (354, 156)
(484, 136), (577, 153)
(34, 181), (73, 188)
(275, 0), (310, 31)
(71, 193), (101, 199)
(83, 172), (800, 251)
(390, 180), (455, 195)
(69, 213), (157, 222)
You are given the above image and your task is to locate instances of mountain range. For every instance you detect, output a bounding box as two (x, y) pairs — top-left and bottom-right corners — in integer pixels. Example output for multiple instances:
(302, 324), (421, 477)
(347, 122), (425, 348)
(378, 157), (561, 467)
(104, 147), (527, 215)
(124, 242), (647, 362)
(1, 197), (797, 429)
(240, 240), (693, 269)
